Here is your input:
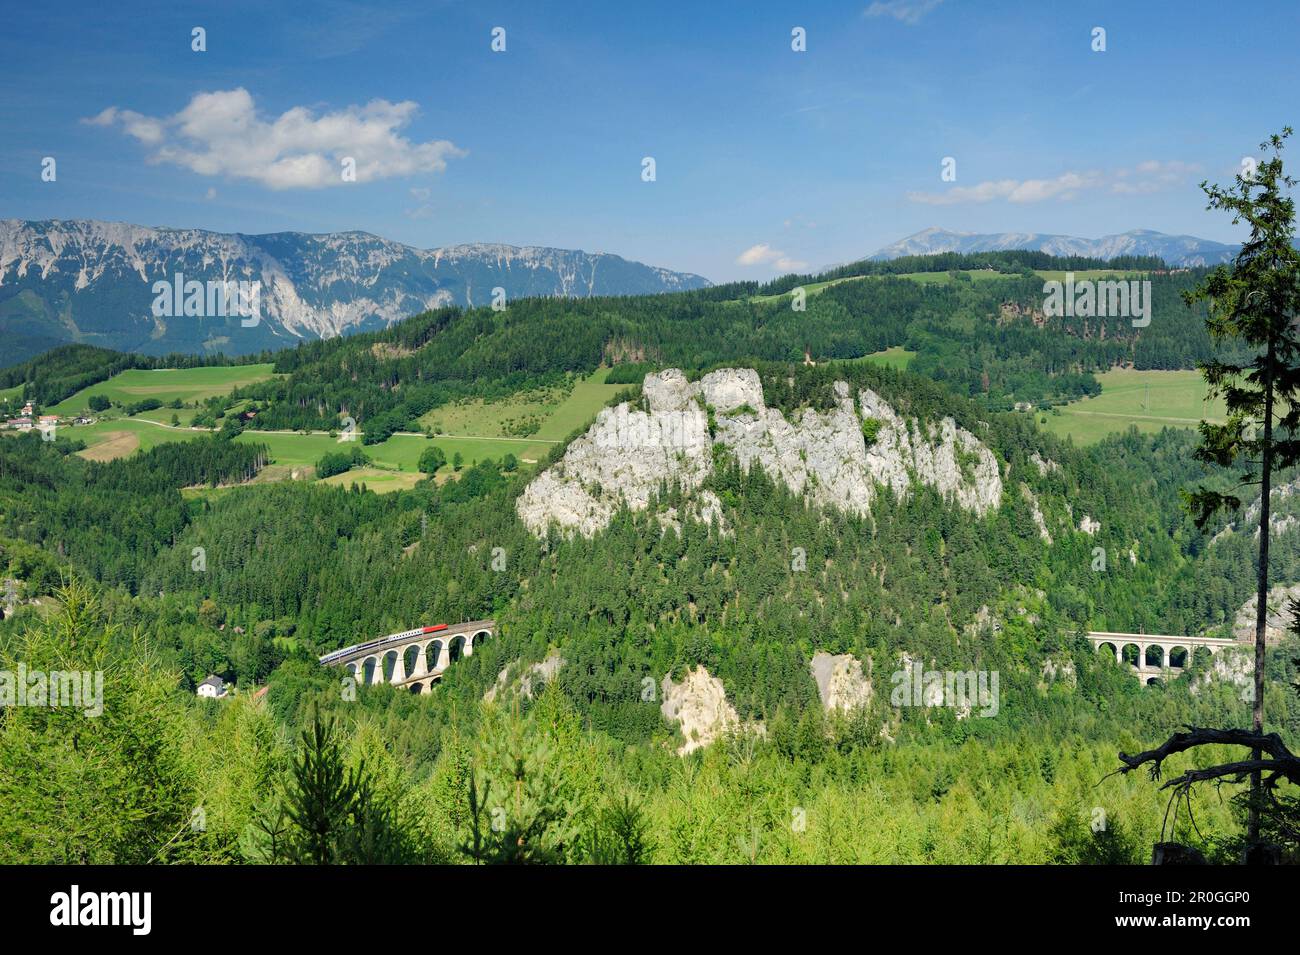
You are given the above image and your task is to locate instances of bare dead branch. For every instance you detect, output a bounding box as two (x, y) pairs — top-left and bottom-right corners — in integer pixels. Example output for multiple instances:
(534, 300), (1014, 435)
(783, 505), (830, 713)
(1114, 726), (1300, 792)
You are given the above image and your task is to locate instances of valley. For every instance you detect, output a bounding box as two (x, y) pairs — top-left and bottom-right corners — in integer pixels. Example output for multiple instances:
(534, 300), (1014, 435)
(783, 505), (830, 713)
(18, 364), (626, 489)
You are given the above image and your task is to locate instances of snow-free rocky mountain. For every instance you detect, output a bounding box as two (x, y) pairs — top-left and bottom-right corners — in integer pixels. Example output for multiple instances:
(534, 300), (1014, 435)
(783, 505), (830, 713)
(0, 219), (710, 364)
(870, 227), (1239, 267)
(517, 367), (1004, 539)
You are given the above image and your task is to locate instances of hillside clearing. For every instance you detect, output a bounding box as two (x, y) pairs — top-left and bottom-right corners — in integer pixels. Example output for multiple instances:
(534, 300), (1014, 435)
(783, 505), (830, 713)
(418, 367), (623, 442)
(48, 364), (277, 416)
(1039, 368), (1227, 445)
(75, 429), (140, 461)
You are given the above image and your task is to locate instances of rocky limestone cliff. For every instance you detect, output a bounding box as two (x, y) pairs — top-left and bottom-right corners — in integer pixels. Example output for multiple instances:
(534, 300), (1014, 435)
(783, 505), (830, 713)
(657, 490), (730, 537)
(484, 650), (565, 703)
(518, 367), (1003, 537)
(1232, 583), (1300, 643)
(809, 652), (873, 713)
(1030, 452), (1060, 477)
(660, 666), (763, 755)
(516, 370), (712, 537)
(1039, 656), (1077, 690)
(1190, 645), (1254, 697)
(1020, 484), (1052, 544)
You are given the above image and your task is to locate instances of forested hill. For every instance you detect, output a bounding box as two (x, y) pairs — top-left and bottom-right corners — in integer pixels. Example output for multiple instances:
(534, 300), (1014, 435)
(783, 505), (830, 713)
(219, 257), (1225, 443)
(3, 251), (1228, 431)
(4, 359), (1294, 664)
(3, 338), (1297, 863)
(4, 359), (1297, 829)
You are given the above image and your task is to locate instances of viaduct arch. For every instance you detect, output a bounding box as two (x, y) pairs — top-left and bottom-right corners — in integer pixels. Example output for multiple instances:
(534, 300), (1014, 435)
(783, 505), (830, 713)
(320, 620), (496, 695)
(1086, 631), (1238, 685)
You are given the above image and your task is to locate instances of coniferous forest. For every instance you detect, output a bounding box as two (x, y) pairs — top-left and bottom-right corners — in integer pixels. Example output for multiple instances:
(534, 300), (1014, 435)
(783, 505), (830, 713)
(3, 323), (1299, 865)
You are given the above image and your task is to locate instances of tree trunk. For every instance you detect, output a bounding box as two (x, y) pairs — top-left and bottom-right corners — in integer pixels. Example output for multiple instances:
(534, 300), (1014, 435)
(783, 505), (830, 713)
(1250, 341), (1275, 846)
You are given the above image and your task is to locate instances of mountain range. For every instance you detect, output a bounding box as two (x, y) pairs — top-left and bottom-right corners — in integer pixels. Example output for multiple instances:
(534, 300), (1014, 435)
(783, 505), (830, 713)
(0, 219), (1245, 369)
(0, 219), (710, 365)
(870, 227), (1239, 267)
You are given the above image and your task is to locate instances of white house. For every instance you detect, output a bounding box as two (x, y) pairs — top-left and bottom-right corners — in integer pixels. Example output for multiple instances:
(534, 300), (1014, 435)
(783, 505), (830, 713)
(197, 674), (227, 699)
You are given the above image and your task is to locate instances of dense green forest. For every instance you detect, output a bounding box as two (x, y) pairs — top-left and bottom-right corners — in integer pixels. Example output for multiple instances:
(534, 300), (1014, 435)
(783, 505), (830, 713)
(2, 347), (1296, 863)
(752, 248), (1169, 296)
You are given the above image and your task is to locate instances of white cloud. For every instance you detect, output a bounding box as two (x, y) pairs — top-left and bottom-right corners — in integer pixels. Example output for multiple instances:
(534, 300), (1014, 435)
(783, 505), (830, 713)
(864, 0), (943, 25)
(84, 107), (165, 145)
(84, 88), (465, 190)
(1111, 160), (1201, 194)
(736, 243), (808, 272)
(907, 161), (1200, 205)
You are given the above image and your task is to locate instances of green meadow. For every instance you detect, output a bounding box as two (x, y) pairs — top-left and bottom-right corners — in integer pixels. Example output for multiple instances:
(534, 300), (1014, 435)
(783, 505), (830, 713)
(1039, 368), (1227, 445)
(48, 364), (277, 416)
(63, 414), (549, 475)
(856, 346), (916, 371)
(419, 367), (621, 443)
(234, 430), (550, 472)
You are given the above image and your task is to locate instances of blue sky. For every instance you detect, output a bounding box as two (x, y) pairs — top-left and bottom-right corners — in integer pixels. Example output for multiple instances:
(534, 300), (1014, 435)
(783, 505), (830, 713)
(2, 0), (1297, 282)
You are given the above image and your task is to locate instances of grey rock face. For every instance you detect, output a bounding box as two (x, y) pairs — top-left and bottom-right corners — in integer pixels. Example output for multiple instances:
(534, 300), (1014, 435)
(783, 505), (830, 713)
(484, 650), (565, 703)
(518, 367), (1004, 537)
(660, 666), (763, 756)
(1020, 483), (1052, 544)
(1232, 582), (1300, 643)
(516, 370), (712, 537)
(810, 652), (873, 713)
(1030, 452), (1060, 477)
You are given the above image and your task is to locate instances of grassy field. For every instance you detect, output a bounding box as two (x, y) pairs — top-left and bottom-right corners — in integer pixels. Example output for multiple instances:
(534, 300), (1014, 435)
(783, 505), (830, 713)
(902, 268), (1141, 285)
(856, 347), (916, 371)
(133, 405), (201, 426)
(317, 467), (426, 494)
(235, 430), (550, 471)
(48, 365), (277, 416)
(749, 276), (865, 302)
(61, 413), (556, 472)
(77, 430), (142, 461)
(419, 368), (621, 443)
(1039, 368), (1226, 445)
(1032, 269), (1144, 284)
(69, 417), (207, 459)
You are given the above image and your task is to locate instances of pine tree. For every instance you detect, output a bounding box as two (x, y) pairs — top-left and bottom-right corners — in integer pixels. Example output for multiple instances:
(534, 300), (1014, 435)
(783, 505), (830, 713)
(283, 709), (359, 864)
(1121, 129), (1300, 857)
(461, 697), (582, 864)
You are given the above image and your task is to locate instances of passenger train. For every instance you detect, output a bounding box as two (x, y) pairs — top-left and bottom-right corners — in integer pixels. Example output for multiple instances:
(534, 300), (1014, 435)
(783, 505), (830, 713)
(318, 624), (449, 665)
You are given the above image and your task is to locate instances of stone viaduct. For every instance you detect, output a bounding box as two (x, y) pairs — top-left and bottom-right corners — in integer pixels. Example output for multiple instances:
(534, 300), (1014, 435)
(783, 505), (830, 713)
(1086, 631), (1239, 684)
(319, 620), (495, 695)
